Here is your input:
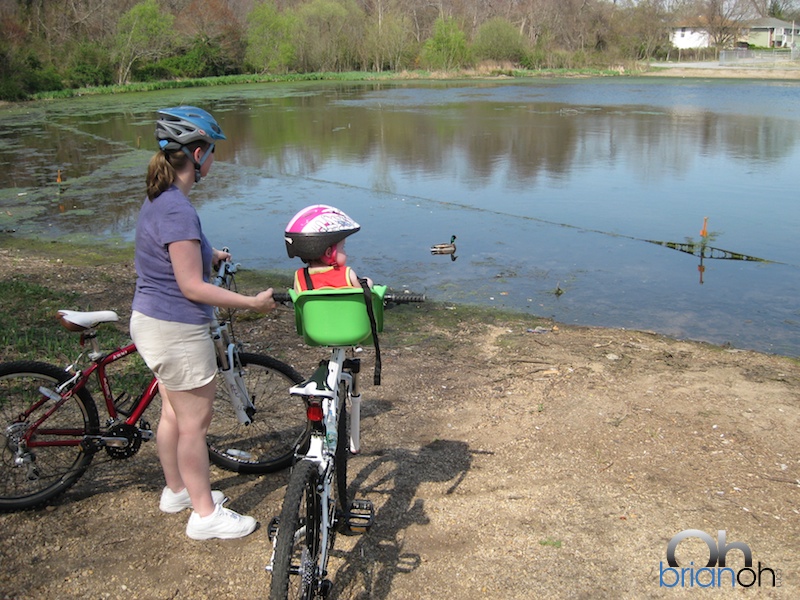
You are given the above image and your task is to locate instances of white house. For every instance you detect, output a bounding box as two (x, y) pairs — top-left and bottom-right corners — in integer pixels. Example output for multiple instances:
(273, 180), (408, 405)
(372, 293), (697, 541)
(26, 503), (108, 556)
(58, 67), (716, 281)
(670, 22), (711, 49)
(670, 17), (800, 50)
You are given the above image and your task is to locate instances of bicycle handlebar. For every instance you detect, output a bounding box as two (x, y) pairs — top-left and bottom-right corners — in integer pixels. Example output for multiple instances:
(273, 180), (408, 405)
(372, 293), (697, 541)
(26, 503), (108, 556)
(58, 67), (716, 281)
(213, 249), (239, 289)
(384, 292), (426, 304)
(211, 251), (425, 305)
(271, 290), (425, 305)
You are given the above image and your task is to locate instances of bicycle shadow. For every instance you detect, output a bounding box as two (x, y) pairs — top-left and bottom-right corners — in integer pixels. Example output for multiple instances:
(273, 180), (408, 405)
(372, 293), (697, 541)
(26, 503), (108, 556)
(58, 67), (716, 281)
(330, 438), (473, 599)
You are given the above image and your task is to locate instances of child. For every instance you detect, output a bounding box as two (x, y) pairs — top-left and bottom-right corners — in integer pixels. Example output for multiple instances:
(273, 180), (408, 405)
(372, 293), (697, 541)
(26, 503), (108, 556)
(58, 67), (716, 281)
(284, 204), (373, 292)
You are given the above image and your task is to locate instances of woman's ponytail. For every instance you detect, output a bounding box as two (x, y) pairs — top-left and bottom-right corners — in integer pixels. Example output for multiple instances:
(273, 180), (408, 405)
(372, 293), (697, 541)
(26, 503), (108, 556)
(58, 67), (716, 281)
(145, 143), (207, 200)
(146, 152), (176, 200)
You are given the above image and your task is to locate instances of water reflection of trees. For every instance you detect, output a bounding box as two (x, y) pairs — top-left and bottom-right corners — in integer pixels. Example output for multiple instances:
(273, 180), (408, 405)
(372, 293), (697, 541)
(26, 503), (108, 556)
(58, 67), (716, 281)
(221, 92), (800, 189)
(3, 86), (800, 237)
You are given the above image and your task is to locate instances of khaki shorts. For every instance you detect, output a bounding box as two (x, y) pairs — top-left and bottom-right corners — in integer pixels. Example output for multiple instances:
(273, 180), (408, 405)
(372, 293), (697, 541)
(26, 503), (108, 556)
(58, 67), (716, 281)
(130, 311), (216, 391)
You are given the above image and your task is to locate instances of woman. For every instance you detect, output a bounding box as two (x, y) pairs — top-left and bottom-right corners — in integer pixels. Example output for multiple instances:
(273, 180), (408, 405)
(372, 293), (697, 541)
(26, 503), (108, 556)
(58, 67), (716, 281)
(130, 106), (275, 540)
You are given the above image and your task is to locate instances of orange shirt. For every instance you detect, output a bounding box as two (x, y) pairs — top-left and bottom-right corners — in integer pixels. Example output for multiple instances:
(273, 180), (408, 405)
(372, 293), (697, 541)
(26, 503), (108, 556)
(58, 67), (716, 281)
(294, 266), (354, 292)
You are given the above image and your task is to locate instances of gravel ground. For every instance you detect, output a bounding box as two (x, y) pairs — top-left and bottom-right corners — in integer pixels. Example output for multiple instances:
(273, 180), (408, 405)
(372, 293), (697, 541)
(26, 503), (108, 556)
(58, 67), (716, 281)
(1, 232), (799, 599)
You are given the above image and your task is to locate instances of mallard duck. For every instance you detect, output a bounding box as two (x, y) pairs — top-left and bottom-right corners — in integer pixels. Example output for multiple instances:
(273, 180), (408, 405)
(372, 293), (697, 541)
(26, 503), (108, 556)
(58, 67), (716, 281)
(431, 235), (457, 261)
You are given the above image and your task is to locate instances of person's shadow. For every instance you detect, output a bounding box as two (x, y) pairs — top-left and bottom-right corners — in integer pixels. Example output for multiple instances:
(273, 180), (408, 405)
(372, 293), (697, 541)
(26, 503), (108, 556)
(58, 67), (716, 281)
(330, 439), (474, 598)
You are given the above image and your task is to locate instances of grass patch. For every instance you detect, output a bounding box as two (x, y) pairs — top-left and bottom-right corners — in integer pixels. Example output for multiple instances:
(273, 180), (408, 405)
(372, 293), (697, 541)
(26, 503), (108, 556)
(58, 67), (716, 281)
(0, 277), (138, 367)
(232, 268), (295, 296)
(0, 236), (134, 267)
(0, 279), (81, 362)
(23, 68), (629, 102)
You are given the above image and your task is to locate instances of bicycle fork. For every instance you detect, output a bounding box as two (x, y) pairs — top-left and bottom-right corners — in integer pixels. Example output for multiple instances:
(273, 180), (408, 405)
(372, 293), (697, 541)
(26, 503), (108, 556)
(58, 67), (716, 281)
(213, 332), (254, 425)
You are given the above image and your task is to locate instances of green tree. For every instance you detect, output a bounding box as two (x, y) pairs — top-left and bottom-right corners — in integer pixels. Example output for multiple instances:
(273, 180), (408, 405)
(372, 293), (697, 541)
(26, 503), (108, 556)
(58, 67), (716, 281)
(420, 17), (470, 70)
(114, 0), (175, 84)
(472, 17), (527, 64)
(0, 44), (63, 100)
(364, 10), (416, 71)
(294, 0), (366, 72)
(175, 0), (246, 76)
(65, 41), (115, 88)
(153, 36), (231, 78)
(246, 1), (298, 73)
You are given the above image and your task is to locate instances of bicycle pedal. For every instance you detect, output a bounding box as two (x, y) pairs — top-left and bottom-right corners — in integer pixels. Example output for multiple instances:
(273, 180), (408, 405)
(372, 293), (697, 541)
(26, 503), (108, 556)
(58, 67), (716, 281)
(267, 516), (280, 542)
(138, 420), (154, 440)
(344, 499), (374, 533)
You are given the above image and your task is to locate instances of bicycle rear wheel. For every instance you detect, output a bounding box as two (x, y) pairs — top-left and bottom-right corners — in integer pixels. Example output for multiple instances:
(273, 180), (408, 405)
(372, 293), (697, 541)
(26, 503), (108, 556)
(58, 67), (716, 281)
(207, 352), (308, 474)
(270, 459), (323, 600)
(0, 361), (99, 511)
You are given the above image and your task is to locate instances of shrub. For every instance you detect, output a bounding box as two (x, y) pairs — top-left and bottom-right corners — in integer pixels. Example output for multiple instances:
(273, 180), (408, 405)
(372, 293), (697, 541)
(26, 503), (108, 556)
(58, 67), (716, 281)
(472, 18), (526, 64)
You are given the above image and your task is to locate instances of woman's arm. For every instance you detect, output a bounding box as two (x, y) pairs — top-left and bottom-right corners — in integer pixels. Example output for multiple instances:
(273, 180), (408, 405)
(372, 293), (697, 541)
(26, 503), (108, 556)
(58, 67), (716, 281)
(170, 240), (275, 312)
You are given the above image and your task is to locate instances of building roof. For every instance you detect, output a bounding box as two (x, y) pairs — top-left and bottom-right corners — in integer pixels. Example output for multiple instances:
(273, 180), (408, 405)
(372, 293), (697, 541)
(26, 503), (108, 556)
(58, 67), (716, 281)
(747, 17), (796, 30)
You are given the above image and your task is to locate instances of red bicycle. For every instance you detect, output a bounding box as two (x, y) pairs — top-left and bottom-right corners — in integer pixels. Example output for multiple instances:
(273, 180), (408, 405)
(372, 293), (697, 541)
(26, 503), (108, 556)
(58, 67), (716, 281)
(0, 259), (308, 511)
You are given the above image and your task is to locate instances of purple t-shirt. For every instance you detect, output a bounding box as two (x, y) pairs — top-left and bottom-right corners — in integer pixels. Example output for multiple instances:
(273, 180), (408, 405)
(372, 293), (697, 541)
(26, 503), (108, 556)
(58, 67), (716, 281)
(132, 185), (214, 324)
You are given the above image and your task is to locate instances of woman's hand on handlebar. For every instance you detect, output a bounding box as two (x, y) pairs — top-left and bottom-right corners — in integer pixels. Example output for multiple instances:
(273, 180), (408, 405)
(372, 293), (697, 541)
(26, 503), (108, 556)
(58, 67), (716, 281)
(251, 288), (277, 313)
(212, 247), (231, 268)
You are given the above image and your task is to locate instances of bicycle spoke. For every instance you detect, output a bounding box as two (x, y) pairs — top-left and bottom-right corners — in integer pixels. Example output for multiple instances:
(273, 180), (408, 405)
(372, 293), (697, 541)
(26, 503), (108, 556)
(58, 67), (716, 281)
(207, 353), (307, 474)
(0, 362), (99, 511)
(269, 460), (322, 600)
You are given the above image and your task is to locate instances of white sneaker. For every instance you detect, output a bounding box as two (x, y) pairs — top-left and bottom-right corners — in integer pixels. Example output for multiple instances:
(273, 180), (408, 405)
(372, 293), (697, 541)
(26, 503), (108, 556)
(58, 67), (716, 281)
(159, 487), (227, 513)
(186, 503), (258, 540)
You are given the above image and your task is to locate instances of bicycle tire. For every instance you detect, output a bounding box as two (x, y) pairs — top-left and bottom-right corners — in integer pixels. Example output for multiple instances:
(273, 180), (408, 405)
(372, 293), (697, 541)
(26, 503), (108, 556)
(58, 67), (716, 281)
(0, 361), (99, 511)
(207, 352), (308, 475)
(269, 459), (323, 600)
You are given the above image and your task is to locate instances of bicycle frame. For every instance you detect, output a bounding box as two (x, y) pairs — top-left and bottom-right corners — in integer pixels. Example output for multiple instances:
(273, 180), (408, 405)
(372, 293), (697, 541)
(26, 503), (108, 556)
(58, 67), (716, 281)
(24, 336), (158, 451)
(267, 287), (423, 596)
(26, 260), (258, 451)
(210, 311), (256, 426)
(268, 346), (362, 582)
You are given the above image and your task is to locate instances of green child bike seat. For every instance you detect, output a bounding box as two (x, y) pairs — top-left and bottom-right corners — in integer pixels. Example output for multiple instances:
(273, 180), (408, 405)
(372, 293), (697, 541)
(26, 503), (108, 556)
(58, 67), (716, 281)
(289, 285), (386, 347)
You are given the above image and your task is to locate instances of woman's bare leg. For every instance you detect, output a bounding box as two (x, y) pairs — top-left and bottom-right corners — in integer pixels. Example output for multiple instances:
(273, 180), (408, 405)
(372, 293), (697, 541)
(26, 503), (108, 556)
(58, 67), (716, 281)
(157, 380), (216, 517)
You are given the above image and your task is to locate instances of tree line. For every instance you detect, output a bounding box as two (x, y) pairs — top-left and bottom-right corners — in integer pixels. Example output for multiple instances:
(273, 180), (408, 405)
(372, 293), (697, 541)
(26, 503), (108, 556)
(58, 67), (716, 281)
(1, 0), (799, 101)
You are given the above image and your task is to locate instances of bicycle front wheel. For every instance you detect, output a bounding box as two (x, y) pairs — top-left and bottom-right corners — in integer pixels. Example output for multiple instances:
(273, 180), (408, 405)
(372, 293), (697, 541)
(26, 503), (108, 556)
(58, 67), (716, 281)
(270, 459), (323, 600)
(208, 352), (308, 474)
(0, 361), (99, 511)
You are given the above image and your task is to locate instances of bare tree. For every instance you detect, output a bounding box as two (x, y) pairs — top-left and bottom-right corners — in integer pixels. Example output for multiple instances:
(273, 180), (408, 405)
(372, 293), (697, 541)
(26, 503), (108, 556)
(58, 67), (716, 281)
(702, 0), (752, 47)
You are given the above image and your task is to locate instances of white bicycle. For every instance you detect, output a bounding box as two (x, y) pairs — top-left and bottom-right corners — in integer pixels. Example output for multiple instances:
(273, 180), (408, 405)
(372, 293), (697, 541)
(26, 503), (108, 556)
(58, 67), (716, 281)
(267, 284), (423, 599)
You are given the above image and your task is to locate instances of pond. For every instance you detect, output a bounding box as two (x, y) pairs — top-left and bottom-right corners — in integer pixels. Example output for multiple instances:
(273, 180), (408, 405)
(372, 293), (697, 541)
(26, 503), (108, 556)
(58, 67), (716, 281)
(1, 78), (799, 356)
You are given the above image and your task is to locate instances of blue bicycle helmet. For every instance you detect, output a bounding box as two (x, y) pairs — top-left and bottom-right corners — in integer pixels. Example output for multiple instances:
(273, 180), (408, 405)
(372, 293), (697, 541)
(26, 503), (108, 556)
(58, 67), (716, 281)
(155, 106), (226, 182)
(156, 106), (226, 150)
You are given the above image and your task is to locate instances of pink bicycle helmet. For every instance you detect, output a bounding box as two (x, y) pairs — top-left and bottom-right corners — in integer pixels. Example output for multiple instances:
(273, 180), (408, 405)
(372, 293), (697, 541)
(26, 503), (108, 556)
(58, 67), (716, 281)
(285, 204), (360, 261)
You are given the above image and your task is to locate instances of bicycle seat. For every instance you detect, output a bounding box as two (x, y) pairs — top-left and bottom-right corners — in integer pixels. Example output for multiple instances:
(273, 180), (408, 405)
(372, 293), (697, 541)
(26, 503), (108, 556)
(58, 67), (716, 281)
(289, 286), (386, 347)
(57, 309), (119, 332)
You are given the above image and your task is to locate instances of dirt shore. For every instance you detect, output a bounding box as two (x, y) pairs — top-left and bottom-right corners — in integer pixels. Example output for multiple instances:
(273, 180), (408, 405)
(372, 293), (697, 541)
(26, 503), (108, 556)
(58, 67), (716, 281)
(642, 64), (800, 80)
(1, 242), (799, 597)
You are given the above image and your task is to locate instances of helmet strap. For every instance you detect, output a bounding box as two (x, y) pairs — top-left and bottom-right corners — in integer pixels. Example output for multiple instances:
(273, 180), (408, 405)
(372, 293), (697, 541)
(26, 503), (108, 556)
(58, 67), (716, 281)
(181, 144), (214, 183)
(321, 244), (338, 266)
